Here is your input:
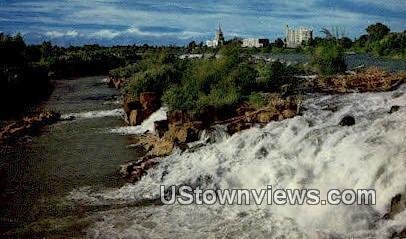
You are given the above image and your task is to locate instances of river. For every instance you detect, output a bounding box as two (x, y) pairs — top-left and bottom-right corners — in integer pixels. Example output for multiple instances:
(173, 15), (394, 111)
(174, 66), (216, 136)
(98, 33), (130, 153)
(0, 76), (141, 237)
(0, 55), (406, 238)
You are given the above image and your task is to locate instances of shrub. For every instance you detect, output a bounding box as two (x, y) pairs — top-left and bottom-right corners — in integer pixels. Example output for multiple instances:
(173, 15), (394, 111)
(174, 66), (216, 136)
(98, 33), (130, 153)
(256, 61), (294, 91)
(109, 63), (140, 79)
(126, 64), (177, 98)
(248, 92), (267, 108)
(311, 43), (347, 75)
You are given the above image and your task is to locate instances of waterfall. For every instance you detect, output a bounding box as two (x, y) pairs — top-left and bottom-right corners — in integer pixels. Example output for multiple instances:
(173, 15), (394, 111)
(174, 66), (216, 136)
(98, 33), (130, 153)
(70, 85), (406, 238)
(109, 107), (168, 135)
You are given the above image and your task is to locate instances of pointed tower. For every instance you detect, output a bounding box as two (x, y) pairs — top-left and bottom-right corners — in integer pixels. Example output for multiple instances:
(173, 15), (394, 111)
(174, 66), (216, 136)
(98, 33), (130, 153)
(215, 23), (225, 46)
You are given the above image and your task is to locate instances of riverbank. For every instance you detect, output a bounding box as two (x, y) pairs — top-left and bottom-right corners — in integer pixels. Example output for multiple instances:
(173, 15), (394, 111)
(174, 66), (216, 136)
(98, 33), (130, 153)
(117, 67), (405, 183)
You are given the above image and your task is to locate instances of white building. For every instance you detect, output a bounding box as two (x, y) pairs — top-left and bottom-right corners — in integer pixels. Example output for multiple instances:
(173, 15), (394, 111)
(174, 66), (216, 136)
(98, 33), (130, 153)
(285, 26), (313, 48)
(242, 38), (270, 48)
(206, 25), (225, 48)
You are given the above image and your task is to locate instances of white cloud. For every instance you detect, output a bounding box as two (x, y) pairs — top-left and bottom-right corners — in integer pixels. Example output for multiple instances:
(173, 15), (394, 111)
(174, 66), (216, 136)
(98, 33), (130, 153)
(46, 30), (79, 38)
(89, 29), (121, 39)
(126, 27), (206, 39)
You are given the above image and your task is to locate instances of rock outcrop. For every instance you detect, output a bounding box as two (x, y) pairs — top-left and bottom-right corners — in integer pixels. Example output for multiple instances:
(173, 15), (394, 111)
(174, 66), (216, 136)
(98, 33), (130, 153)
(120, 95), (300, 183)
(0, 111), (61, 143)
(307, 68), (406, 93)
(123, 92), (161, 126)
(108, 77), (125, 89)
(389, 105), (400, 114)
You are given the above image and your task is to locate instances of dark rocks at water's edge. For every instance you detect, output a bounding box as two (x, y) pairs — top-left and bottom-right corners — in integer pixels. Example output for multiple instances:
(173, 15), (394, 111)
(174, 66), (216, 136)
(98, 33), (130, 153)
(120, 93), (300, 183)
(0, 111), (61, 144)
(382, 192), (406, 238)
(107, 76), (125, 89)
(389, 105), (401, 114)
(339, 115), (356, 126)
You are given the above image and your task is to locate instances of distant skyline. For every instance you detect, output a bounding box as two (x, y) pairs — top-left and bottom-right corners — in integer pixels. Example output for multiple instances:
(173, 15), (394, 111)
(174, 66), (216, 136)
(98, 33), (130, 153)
(0, 0), (405, 46)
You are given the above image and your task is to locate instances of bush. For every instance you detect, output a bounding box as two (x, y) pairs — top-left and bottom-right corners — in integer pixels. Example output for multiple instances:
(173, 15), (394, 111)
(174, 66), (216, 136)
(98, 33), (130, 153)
(126, 64), (177, 98)
(256, 61), (295, 91)
(109, 63), (140, 79)
(311, 43), (346, 75)
(248, 92), (267, 108)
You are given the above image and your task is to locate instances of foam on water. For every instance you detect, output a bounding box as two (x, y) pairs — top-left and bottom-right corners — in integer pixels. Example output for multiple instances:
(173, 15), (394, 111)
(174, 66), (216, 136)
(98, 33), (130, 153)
(61, 108), (125, 120)
(109, 107), (168, 135)
(70, 85), (406, 238)
(100, 78), (110, 83)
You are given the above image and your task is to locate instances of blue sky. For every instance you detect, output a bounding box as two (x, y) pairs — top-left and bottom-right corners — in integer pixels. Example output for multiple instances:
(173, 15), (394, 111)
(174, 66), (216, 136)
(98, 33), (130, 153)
(0, 0), (405, 46)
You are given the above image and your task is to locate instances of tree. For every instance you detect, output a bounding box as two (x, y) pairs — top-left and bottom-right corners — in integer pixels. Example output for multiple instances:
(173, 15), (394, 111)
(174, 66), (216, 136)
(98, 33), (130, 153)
(275, 38), (284, 48)
(188, 41), (197, 49)
(339, 37), (353, 49)
(366, 23), (390, 41)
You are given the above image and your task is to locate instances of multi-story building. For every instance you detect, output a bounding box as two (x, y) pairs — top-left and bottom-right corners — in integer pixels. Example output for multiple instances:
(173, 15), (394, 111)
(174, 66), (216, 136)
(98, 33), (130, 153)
(242, 38), (270, 48)
(206, 25), (225, 48)
(285, 25), (313, 48)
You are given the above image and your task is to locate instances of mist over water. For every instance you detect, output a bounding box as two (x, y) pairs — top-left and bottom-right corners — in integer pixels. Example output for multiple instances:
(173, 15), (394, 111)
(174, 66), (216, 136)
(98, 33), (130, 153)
(69, 84), (406, 238)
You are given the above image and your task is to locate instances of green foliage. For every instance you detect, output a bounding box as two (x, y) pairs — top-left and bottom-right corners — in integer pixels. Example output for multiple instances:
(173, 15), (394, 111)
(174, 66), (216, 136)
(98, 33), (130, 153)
(366, 23), (391, 41)
(109, 63), (140, 79)
(248, 92), (267, 108)
(351, 23), (405, 59)
(125, 49), (182, 99)
(162, 44), (299, 112)
(311, 43), (347, 75)
(126, 64), (178, 98)
(256, 61), (295, 90)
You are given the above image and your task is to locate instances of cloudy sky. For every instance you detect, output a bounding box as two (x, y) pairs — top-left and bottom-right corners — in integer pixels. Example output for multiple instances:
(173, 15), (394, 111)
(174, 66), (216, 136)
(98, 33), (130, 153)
(0, 0), (405, 46)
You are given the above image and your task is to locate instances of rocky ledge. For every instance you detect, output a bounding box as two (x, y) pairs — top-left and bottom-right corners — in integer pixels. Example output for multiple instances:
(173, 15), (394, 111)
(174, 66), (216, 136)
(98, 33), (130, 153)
(0, 111), (61, 144)
(120, 94), (299, 183)
(306, 68), (406, 93)
(123, 92), (161, 126)
(119, 68), (406, 183)
(107, 76), (125, 89)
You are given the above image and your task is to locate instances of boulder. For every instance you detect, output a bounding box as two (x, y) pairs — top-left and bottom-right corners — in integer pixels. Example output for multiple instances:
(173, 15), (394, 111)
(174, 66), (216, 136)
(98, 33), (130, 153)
(161, 122), (202, 144)
(385, 193), (406, 220)
(123, 95), (141, 119)
(339, 115), (355, 126)
(120, 158), (160, 182)
(282, 109), (296, 119)
(129, 110), (142, 126)
(167, 110), (195, 125)
(148, 138), (175, 157)
(389, 105), (400, 114)
(227, 121), (253, 135)
(154, 120), (169, 138)
(256, 110), (279, 123)
(107, 77), (115, 88)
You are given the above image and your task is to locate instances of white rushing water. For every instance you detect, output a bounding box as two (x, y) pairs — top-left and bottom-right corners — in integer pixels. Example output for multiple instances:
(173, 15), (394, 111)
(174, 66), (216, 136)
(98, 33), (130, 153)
(70, 85), (406, 238)
(61, 108), (125, 120)
(109, 107), (168, 135)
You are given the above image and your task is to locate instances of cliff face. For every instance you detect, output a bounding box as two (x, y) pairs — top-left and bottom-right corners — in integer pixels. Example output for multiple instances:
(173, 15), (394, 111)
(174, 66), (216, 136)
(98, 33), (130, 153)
(123, 92), (161, 126)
